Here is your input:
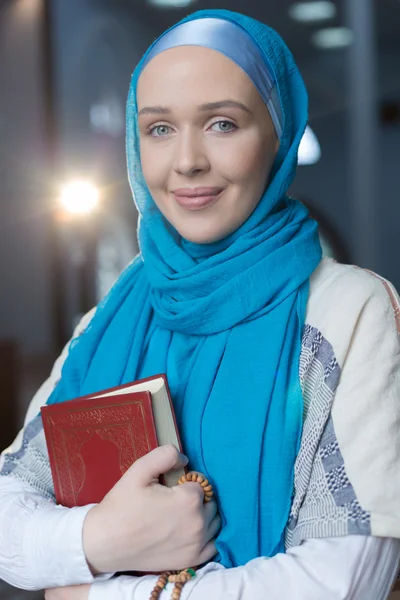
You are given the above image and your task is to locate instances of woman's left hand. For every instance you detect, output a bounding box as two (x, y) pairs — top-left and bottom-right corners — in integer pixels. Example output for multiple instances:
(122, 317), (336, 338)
(44, 584), (91, 600)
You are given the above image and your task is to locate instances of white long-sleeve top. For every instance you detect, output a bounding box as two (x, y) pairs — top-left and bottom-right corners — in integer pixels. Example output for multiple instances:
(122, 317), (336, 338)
(0, 474), (399, 599)
(90, 536), (400, 600)
(1, 259), (400, 598)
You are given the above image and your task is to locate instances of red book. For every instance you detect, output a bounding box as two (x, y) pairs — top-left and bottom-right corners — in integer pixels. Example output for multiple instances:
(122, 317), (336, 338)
(41, 374), (184, 508)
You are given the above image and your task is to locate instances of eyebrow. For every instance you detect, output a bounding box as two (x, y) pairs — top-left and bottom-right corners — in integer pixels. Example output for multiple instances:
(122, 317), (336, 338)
(138, 100), (251, 117)
(138, 106), (170, 117)
(199, 100), (251, 114)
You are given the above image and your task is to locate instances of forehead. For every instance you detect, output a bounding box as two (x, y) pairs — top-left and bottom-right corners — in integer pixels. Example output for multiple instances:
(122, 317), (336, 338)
(137, 46), (258, 106)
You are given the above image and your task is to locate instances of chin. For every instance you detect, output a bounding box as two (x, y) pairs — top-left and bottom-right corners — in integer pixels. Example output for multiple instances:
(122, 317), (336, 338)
(176, 224), (232, 245)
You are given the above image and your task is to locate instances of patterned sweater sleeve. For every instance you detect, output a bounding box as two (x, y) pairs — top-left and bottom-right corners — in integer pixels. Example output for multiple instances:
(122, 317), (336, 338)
(0, 308), (96, 496)
(286, 261), (400, 548)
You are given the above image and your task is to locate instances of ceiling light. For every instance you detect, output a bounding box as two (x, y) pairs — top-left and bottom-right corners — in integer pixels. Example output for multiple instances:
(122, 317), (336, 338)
(298, 125), (321, 165)
(147, 0), (195, 7)
(60, 181), (99, 215)
(289, 1), (336, 23)
(312, 27), (354, 49)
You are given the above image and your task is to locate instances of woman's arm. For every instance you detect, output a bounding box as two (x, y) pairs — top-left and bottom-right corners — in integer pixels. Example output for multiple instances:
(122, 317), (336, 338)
(0, 465), (97, 590)
(0, 443), (217, 590)
(88, 535), (400, 600)
(0, 312), (98, 590)
(0, 311), (219, 589)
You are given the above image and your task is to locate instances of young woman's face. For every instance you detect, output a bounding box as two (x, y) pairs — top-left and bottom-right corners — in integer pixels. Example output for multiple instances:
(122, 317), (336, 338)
(137, 46), (279, 244)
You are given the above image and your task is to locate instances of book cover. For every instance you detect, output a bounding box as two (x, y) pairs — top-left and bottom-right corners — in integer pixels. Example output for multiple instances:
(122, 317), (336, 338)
(41, 374), (183, 508)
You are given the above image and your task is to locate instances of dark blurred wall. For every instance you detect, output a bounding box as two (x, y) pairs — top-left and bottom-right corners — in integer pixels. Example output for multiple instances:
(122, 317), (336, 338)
(0, 0), (153, 363)
(294, 115), (400, 289)
(49, 0), (150, 339)
(292, 44), (400, 289)
(0, 1), (53, 359)
(0, 0), (153, 422)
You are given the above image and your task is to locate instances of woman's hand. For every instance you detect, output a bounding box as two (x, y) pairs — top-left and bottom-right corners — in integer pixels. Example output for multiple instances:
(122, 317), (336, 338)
(44, 584), (91, 600)
(83, 445), (221, 575)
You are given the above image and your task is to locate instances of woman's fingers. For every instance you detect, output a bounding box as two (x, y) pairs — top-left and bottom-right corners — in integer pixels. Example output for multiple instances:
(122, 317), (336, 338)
(206, 514), (222, 540)
(197, 539), (219, 565)
(203, 497), (218, 525)
(130, 445), (188, 487)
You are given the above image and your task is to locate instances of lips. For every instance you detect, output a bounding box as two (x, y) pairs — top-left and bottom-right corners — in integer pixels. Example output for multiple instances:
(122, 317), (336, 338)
(172, 187), (223, 210)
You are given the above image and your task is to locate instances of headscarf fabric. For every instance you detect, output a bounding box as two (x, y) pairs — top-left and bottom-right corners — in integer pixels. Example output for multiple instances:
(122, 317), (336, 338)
(46, 9), (322, 567)
(141, 17), (284, 138)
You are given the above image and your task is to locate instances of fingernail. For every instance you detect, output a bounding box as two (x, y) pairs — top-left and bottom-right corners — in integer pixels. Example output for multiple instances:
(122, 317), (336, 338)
(179, 453), (189, 464)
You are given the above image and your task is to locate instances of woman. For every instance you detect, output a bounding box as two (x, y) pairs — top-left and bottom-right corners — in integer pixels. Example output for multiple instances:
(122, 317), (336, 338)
(1, 9), (399, 600)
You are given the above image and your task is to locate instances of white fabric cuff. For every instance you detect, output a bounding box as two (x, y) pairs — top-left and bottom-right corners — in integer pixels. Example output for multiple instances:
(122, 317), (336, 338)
(24, 502), (97, 588)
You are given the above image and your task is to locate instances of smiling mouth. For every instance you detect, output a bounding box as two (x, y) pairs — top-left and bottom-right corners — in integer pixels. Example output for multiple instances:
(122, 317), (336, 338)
(172, 187), (224, 211)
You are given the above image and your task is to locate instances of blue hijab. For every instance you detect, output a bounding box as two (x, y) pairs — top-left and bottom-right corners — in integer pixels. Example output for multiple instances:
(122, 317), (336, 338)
(46, 9), (322, 567)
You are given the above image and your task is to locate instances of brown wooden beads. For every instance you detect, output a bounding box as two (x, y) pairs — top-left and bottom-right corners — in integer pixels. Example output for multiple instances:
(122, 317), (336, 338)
(177, 471), (214, 502)
(149, 472), (214, 600)
(150, 568), (197, 600)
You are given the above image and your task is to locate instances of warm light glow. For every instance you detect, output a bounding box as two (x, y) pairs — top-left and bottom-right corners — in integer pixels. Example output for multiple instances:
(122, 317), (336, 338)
(59, 181), (99, 215)
(147, 0), (195, 6)
(298, 125), (321, 165)
(312, 27), (354, 49)
(289, 1), (336, 23)
(15, 0), (41, 21)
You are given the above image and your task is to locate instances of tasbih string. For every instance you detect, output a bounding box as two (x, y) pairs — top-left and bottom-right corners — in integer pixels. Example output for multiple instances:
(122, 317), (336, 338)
(149, 472), (214, 600)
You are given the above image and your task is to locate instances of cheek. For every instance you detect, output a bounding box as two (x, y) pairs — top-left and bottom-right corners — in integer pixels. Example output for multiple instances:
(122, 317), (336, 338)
(139, 140), (152, 187)
(139, 140), (168, 194)
(214, 135), (270, 187)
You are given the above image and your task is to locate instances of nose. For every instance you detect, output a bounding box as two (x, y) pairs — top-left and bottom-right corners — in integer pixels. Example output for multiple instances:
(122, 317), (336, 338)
(173, 130), (210, 177)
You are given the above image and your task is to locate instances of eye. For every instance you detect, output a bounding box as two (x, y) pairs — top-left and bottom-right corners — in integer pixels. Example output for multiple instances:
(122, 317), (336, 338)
(149, 124), (172, 137)
(209, 120), (237, 133)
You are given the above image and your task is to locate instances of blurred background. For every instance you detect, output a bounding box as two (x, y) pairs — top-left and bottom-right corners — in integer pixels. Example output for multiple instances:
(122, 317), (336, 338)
(0, 0), (399, 597)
